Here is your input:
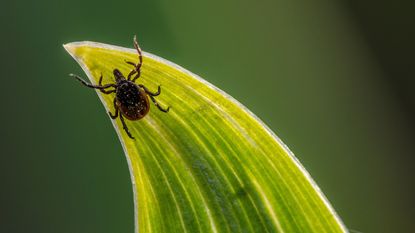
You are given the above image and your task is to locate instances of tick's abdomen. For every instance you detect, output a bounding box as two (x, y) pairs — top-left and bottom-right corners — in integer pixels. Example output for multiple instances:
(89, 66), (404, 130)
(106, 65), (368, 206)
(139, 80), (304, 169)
(116, 81), (149, 120)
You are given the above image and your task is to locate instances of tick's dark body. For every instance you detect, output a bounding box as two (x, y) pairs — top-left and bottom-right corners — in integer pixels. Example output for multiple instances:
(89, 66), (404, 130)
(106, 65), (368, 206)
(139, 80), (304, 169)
(116, 80), (149, 120)
(70, 36), (169, 139)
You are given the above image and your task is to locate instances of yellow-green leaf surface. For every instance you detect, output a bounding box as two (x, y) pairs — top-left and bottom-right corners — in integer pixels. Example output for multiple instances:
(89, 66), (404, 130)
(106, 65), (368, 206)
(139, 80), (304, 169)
(64, 41), (347, 233)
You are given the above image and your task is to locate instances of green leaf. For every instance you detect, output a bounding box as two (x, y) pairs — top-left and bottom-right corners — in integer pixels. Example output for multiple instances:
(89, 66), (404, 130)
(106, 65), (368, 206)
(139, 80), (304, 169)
(64, 40), (347, 233)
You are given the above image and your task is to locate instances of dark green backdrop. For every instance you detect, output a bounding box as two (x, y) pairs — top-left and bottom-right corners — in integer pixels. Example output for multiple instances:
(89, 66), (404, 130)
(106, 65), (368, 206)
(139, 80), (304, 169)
(1, 0), (414, 233)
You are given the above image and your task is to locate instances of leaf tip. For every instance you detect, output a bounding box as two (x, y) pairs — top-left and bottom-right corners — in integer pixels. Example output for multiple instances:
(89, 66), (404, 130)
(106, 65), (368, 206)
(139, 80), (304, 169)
(63, 43), (77, 55)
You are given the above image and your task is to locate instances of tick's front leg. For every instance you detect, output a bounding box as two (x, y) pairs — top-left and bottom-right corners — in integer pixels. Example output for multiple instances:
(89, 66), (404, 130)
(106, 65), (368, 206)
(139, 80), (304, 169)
(70, 74), (116, 90)
(125, 35), (143, 82)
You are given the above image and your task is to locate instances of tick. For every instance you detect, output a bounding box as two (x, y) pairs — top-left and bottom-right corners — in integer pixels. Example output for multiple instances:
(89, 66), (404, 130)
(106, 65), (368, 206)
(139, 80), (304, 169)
(70, 36), (170, 139)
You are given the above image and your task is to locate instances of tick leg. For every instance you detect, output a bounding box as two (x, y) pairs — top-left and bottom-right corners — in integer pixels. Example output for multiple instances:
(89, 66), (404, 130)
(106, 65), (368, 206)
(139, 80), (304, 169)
(108, 98), (119, 119)
(139, 84), (161, 96)
(70, 74), (116, 90)
(139, 84), (169, 112)
(97, 73), (116, 94)
(125, 60), (141, 81)
(100, 89), (116, 94)
(126, 68), (137, 81)
(119, 113), (135, 139)
(149, 95), (170, 113)
(99, 73), (103, 85)
(125, 63), (140, 81)
(125, 35), (143, 82)
(125, 60), (137, 67)
(133, 35), (143, 71)
(132, 73), (141, 82)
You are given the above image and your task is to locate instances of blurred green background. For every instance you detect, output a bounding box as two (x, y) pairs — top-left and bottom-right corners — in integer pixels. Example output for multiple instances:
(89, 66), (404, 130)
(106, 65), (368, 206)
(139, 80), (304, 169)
(1, 0), (414, 232)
